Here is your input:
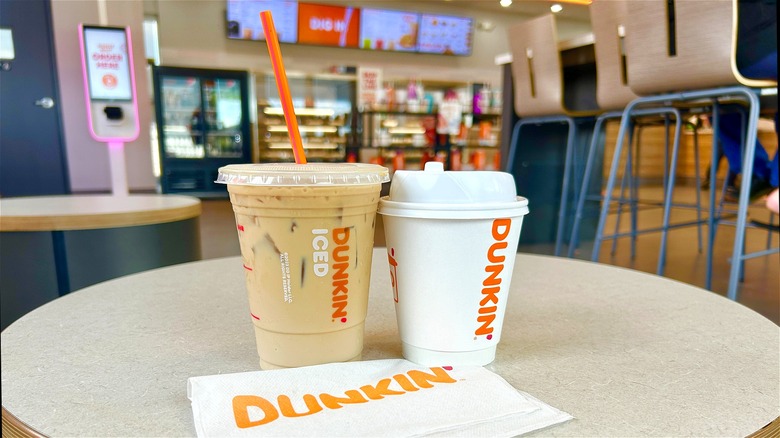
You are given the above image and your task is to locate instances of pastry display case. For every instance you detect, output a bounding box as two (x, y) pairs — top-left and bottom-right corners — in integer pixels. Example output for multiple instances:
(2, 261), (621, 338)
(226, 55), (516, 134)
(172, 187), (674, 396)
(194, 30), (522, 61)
(256, 73), (356, 162)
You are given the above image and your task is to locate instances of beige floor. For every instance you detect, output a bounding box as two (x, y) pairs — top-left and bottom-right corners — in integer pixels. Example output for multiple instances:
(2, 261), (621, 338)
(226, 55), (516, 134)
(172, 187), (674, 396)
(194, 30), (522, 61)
(200, 185), (779, 325)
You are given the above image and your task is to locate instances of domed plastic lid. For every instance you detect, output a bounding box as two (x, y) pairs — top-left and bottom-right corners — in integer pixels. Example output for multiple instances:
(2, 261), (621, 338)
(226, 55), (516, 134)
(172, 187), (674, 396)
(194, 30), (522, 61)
(389, 162), (520, 203)
(379, 162), (528, 219)
(216, 163), (390, 186)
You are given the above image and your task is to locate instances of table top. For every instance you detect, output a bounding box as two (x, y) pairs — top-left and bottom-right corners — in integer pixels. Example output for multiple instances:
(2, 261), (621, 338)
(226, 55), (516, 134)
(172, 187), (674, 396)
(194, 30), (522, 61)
(0, 194), (202, 231)
(2, 249), (778, 437)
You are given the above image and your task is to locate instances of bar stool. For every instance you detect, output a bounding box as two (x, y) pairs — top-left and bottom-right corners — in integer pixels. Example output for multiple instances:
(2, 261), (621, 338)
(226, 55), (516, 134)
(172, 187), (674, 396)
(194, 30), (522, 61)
(592, 0), (777, 300)
(506, 14), (599, 256)
(568, 0), (690, 260)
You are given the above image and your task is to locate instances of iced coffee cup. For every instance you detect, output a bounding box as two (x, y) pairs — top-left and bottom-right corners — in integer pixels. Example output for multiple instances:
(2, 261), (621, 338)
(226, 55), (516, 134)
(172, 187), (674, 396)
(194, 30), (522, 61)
(378, 162), (529, 366)
(216, 163), (389, 369)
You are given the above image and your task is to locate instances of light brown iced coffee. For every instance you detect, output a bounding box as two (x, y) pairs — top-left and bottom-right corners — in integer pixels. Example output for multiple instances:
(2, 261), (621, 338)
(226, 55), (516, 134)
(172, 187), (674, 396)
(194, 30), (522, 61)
(217, 163), (389, 369)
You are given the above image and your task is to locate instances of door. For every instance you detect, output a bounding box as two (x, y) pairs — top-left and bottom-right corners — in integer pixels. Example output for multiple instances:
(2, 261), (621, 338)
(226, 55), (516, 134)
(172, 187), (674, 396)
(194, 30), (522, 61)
(153, 66), (250, 196)
(0, 0), (69, 197)
(202, 77), (245, 159)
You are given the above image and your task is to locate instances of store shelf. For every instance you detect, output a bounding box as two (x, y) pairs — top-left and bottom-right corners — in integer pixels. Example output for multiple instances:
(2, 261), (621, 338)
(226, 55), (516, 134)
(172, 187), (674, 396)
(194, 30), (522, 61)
(262, 107), (337, 117)
(362, 107), (438, 115)
(362, 111), (501, 148)
(454, 143), (500, 148)
(267, 142), (342, 150)
(254, 72), (356, 163)
(257, 108), (350, 161)
(266, 125), (341, 133)
(258, 108), (348, 162)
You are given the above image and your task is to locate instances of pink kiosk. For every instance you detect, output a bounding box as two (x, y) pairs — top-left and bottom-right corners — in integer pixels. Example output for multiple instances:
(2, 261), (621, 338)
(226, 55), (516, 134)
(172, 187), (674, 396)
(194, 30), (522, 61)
(79, 24), (140, 195)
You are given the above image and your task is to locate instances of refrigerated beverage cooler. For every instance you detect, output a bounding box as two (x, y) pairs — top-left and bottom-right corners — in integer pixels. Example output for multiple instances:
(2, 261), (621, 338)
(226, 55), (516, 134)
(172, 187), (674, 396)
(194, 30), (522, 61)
(152, 66), (252, 196)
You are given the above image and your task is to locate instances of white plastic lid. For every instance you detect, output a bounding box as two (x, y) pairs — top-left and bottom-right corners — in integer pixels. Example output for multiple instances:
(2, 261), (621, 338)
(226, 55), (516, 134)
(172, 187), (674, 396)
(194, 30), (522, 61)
(216, 163), (390, 186)
(379, 162), (529, 219)
(388, 162), (518, 203)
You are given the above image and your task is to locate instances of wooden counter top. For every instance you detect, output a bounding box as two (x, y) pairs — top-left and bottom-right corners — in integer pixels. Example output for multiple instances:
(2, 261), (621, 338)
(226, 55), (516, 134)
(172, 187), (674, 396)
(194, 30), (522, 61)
(0, 194), (202, 232)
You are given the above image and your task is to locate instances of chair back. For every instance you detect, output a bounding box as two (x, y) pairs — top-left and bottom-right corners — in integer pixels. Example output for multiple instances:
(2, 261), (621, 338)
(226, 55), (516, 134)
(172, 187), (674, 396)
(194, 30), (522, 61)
(625, 0), (774, 95)
(590, 0), (639, 110)
(508, 14), (565, 117)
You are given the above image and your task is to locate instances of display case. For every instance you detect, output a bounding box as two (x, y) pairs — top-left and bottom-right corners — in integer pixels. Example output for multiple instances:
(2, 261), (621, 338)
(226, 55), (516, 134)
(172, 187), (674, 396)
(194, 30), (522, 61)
(359, 108), (440, 171)
(256, 73), (356, 163)
(451, 111), (502, 170)
(153, 66), (252, 197)
(359, 80), (502, 172)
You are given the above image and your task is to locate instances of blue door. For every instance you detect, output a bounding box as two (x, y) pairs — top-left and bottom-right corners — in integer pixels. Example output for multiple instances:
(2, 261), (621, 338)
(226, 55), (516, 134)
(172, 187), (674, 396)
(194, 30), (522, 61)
(0, 0), (70, 197)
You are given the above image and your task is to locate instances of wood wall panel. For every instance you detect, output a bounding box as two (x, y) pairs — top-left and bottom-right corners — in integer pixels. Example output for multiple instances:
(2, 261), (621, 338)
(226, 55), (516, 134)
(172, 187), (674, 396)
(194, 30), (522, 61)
(601, 120), (777, 184)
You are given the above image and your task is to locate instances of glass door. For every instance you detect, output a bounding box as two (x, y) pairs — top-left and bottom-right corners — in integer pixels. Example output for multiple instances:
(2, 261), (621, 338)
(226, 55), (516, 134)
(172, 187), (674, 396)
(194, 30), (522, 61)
(153, 66), (252, 196)
(202, 78), (245, 158)
(159, 76), (204, 159)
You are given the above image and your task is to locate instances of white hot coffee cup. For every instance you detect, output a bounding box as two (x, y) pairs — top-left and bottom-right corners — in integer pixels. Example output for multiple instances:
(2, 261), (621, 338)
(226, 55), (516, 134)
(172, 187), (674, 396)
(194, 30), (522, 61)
(378, 162), (529, 366)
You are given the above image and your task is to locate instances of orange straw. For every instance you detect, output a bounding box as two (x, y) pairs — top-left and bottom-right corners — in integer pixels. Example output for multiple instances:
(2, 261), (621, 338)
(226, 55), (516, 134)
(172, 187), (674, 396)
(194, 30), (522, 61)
(260, 10), (307, 164)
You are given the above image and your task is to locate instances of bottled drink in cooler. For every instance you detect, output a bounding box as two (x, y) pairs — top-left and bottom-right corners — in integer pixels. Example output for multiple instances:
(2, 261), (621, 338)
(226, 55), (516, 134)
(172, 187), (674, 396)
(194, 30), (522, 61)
(392, 150), (405, 171)
(450, 148), (462, 171)
(472, 150), (486, 170)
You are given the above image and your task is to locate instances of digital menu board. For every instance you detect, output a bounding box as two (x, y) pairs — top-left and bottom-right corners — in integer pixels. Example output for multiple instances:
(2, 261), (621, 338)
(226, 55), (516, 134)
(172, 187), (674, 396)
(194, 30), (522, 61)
(226, 0), (298, 43)
(297, 3), (359, 48)
(359, 8), (419, 52)
(82, 26), (133, 101)
(417, 14), (473, 56)
(224, 1), (473, 56)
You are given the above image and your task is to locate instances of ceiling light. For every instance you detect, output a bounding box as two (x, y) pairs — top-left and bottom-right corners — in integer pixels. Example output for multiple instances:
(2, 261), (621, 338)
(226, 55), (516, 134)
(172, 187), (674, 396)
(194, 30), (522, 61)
(500, 0), (512, 7)
(550, 3), (563, 13)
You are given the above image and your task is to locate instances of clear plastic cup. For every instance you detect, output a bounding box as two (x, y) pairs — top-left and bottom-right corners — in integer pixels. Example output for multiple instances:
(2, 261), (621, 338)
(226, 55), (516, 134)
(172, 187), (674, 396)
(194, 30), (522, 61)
(217, 163), (389, 369)
(378, 162), (529, 366)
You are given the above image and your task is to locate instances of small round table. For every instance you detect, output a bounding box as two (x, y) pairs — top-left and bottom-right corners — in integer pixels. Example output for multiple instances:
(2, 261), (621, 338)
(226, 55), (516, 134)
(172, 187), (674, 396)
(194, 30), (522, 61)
(0, 194), (202, 330)
(1, 249), (778, 436)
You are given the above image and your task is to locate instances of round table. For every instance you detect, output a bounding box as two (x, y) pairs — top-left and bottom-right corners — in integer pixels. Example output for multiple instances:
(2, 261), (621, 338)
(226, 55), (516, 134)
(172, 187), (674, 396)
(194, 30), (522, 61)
(1, 249), (778, 437)
(0, 195), (202, 331)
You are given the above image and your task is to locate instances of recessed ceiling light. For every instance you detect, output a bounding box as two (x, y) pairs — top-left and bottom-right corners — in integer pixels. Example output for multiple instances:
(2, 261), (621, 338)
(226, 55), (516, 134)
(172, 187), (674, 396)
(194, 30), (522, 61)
(550, 3), (563, 13)
(500, 0), (512, 7)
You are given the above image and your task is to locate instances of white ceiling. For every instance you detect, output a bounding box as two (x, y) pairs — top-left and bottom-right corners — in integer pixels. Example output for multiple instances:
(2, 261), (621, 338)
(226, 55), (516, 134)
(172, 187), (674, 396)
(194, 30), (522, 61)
(423, 0), (591, 21)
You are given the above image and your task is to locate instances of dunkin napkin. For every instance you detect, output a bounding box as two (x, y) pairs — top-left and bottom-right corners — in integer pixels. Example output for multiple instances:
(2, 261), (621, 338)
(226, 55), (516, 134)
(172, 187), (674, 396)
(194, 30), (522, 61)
(187, 359), (571, 437)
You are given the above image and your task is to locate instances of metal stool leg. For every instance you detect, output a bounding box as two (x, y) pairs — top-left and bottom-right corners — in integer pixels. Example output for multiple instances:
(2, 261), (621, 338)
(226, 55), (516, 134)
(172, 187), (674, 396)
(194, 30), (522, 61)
(555, 119), (577, 257)
(627, 122), (639, 260)
(727, 90), (761, 301)
(738, 109), (748, 283)
(693, 125), (704, 253)
(663, 115), (670, 194)
(506, 120), (524, 174)
(656, 113), (683, 276)
(705, 101), (722, 291)
(593, 102), (639, 262)
(569, 114), (612, 258)
(610, 137), (632, 256)
(740, 229), (746, 283)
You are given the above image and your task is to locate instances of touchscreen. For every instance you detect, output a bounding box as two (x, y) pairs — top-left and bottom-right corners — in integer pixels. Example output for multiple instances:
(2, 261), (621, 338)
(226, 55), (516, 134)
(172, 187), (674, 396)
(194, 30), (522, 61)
(83, 26), (133, 101)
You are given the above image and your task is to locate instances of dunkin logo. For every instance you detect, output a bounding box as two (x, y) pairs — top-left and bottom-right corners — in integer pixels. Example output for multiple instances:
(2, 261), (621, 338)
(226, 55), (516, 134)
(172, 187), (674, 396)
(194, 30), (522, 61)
(387, 248), (399, 303)
(232, 367), (456, 428)
(312, 228), (352, 323)
(475, 218), (511, 339)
